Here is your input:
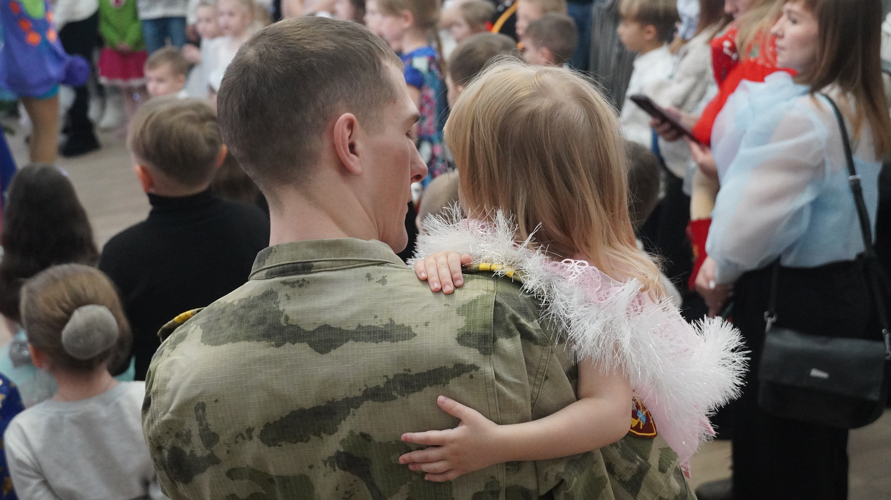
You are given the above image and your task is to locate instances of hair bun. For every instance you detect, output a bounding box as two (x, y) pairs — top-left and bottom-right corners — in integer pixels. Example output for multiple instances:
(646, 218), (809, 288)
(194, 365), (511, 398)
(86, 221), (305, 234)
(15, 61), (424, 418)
(61, 305), (119, 360)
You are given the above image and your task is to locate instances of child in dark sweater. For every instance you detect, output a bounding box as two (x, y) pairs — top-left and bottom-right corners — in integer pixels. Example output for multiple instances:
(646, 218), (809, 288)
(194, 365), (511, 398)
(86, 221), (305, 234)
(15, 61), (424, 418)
(99, 97), (269, 380)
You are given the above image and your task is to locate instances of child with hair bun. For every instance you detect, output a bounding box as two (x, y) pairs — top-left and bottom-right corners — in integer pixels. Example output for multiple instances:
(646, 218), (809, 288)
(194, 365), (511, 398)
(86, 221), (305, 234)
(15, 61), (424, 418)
(3, 264), (164, 499)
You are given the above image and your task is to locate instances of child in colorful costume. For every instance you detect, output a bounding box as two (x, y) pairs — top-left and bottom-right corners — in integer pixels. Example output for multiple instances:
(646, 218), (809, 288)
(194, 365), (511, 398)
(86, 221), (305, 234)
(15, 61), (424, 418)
(0, 0), (89, 163)
(97, 0), (148, 131)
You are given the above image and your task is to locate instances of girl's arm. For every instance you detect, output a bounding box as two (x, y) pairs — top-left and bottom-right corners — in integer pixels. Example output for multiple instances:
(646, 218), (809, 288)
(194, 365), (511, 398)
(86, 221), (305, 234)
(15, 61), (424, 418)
(399, 359), (632, 482)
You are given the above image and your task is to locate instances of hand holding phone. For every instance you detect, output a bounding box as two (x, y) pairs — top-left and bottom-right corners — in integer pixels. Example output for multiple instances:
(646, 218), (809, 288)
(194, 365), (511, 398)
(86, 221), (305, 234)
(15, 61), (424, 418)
(629, 94), (705, 146)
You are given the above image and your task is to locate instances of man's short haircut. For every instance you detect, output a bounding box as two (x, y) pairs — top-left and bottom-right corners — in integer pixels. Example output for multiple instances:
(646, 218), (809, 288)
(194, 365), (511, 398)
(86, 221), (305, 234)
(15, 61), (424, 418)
(520, 0), (567, 15)
(524, 13), (578, 65)
(618, 0), (680, 43)
(448, 33), (518, 87)
(144, 46), (190, 76)
(624, 140), (660, 230)
(217, 17), (402, 192)
(458, 0), (495, 28)
(127, 97), (222, 188)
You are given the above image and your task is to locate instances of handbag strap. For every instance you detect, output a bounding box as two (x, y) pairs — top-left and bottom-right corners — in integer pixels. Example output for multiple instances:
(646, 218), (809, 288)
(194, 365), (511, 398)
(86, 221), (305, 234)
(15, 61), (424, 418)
(765, 94), (891, 360)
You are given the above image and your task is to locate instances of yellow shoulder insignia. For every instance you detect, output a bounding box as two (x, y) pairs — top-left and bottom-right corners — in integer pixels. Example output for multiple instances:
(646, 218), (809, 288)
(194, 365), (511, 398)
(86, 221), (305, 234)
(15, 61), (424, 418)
(157, 308), (204, 342)
(465, 262), (522, 281)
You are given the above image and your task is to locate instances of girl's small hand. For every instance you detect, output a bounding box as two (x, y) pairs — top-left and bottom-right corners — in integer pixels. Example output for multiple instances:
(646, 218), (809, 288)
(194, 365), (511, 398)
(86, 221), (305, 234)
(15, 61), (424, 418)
(116, 42), (132, 53)
(414, 252), (472, 294)
(687, 138), (719, 180)
(400, 396), (503, 481)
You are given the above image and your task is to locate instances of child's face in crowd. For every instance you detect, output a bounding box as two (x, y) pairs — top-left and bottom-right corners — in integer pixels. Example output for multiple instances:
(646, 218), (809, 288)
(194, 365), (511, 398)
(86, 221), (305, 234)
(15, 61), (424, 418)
(282, 0), (305, 18)
(217, 0), (251, 37)
(771, 1), (818, 73)
(377, 12), (409, 50)
(515, 0), (543, 40)
(449, 17), (473, 44)
(522, 41), (551, 66)
(195, 5), (221, 39)
(617, 18), (649, 53)
(334, 0), (356, 21)
(364, 0), (383, 36)
(146, 64), (186, 97)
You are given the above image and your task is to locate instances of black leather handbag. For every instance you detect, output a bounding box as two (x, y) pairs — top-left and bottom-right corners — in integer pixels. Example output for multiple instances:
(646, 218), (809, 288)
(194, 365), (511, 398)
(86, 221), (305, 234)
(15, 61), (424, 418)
(757, 95), (891, 429)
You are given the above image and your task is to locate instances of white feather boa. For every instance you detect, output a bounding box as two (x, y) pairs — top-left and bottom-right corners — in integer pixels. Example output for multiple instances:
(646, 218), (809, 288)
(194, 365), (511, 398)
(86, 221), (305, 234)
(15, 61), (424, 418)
(412, 209), (748, 464)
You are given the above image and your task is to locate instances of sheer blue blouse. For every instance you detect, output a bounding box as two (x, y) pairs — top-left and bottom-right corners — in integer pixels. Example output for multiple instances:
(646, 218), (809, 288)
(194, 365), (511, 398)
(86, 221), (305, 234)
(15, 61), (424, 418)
(707, 73), (881, 284)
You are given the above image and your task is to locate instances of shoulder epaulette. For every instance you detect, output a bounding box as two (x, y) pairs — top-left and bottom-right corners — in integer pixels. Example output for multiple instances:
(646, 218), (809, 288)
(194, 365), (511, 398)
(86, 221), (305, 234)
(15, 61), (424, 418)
(157, 308), (203, 342)
(464, 262), (523, 282)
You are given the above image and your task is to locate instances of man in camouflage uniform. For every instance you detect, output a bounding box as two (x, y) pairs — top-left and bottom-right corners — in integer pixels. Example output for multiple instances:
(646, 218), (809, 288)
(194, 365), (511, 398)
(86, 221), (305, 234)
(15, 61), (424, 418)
(141, 16), (696, 500)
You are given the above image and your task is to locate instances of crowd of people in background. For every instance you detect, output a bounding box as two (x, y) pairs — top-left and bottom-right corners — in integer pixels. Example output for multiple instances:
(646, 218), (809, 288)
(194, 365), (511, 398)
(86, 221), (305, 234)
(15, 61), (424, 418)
(0, 0), (889, 498)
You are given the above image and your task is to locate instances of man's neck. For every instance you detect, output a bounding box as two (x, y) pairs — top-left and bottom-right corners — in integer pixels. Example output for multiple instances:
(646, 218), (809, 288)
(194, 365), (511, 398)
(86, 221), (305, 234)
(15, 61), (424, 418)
(268, 189), (377, 246)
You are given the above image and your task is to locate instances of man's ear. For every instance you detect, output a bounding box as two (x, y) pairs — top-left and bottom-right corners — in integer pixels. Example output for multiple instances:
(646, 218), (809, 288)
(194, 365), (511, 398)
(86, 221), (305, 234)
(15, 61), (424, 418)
(643, 23), (658, 42)
(134, 164), (155, 193)
(216, 144), (229, 169)
(332, 113), (362, 175)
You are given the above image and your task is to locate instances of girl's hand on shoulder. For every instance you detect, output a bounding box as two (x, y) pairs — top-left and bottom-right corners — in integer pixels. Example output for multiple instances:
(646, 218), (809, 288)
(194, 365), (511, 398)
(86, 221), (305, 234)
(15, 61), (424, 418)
(414, 252), (472, 294)
(116, 42), (132, 53)
(399, 396), (503, 481)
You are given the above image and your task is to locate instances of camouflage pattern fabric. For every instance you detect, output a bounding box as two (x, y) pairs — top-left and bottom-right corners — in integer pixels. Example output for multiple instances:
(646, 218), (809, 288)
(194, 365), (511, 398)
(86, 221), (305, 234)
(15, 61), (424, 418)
(143, 238), (695, 500)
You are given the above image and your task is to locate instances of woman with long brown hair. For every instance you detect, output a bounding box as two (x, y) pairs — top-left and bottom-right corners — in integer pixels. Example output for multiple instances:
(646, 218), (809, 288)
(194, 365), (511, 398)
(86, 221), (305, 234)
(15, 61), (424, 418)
(696, 0), (891, 497)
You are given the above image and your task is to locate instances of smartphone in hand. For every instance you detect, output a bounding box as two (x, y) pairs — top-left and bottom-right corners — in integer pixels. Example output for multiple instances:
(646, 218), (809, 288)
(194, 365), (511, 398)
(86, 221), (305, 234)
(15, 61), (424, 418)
(630, 94), (705, 146)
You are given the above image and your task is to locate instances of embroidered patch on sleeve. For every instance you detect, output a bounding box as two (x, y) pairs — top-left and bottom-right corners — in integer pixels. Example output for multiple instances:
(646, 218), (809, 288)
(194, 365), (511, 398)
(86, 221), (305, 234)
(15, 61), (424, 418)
(629, 398), (658, 438)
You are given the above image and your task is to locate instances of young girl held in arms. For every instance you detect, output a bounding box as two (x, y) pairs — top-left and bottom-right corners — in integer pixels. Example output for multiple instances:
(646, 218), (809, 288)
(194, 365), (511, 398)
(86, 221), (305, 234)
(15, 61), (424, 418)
(4, 265), (164, 498)
(401, 61), (746, 481)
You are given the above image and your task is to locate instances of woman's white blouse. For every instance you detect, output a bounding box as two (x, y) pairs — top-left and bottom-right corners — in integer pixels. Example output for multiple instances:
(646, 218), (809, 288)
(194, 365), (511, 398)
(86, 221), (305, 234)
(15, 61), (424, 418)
(707, 72), (881, 284)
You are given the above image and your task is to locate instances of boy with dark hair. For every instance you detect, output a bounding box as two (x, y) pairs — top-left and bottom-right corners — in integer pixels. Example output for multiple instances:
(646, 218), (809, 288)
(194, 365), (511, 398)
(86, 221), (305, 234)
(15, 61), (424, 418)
(522, 13), (579, 66)
(98, 97), (269, 381)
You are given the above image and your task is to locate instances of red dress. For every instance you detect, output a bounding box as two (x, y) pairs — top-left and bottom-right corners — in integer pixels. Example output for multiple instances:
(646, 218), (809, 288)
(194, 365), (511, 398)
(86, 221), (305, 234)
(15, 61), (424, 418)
(98, 48), (147, 86)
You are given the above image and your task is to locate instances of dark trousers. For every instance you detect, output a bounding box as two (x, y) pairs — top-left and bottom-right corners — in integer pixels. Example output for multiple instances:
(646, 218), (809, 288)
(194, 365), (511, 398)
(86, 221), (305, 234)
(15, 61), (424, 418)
(730, 261), (871, 500)
(59, 12), (99, 142)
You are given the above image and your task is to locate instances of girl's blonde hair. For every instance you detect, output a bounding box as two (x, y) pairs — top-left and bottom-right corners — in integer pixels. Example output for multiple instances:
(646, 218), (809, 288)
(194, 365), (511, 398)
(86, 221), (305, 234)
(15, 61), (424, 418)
(446, 61), (666, 296)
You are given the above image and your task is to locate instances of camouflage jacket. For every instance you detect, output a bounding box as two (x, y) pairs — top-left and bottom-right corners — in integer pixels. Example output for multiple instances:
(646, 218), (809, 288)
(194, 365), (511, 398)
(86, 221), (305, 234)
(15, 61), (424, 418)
(143, 238), (694, 500)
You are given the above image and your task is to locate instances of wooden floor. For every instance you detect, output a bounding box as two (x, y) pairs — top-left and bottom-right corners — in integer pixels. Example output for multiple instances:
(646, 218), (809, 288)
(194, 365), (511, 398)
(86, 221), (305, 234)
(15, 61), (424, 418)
(4, 122), (891, 497)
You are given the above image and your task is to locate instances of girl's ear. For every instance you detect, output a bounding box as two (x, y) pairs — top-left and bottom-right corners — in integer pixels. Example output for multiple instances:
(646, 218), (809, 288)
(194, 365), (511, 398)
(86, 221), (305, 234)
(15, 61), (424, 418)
(30, 344), (49, 370)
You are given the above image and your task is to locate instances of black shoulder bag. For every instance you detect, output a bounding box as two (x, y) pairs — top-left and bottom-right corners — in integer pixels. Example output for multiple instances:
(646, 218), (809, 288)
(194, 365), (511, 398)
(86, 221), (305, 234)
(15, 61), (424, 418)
(757, 95), (891, 429)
